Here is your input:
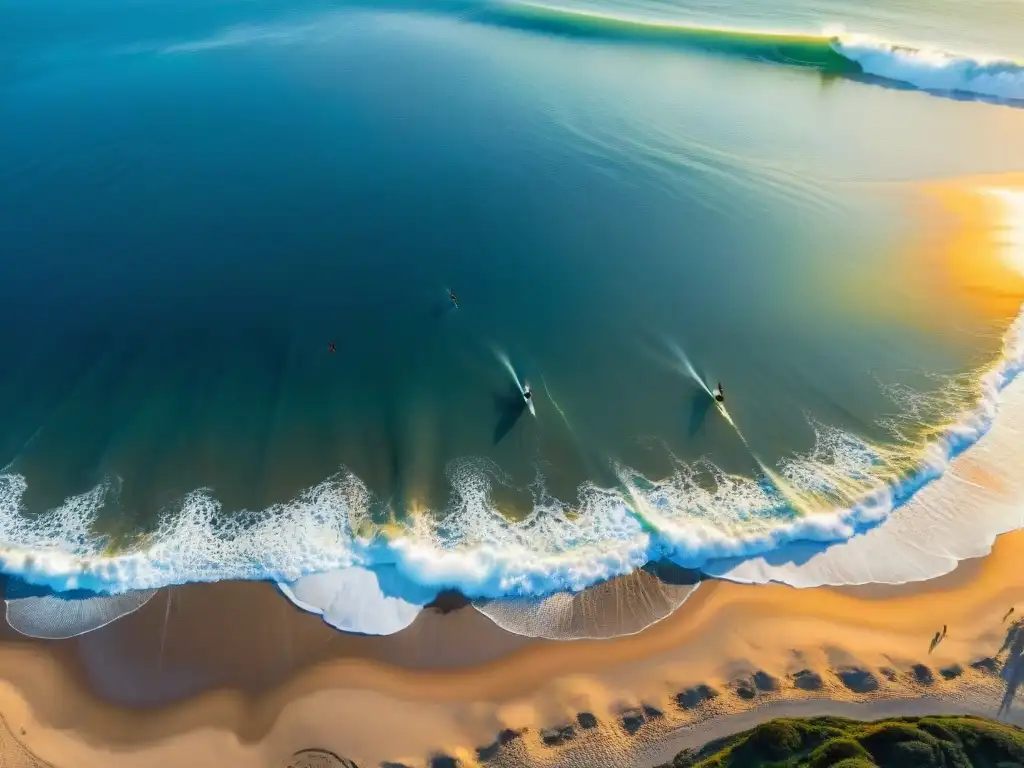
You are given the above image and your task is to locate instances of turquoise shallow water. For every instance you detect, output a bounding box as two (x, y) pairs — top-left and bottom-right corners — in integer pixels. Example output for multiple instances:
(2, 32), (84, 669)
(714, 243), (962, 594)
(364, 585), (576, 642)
(1, 0), (1024, 600)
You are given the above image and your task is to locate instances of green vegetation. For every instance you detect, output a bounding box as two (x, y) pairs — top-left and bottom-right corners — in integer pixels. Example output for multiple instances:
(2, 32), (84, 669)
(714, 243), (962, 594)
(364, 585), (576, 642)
(657, 716), (1024, 768)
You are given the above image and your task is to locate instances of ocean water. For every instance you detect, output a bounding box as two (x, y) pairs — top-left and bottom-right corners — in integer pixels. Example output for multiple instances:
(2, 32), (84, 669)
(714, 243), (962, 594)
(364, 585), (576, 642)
(2, 0), (1024, 612)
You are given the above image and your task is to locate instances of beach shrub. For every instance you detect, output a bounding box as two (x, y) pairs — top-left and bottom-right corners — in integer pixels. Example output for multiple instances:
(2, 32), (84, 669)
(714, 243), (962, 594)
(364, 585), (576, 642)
(936, 740), (973, 768)
(858, 722), (937, 764)
(670, 750), (695, 767)
(890, 740), (941, 767)
(946, 718), (1024, 766)
(809, 738), (872, 768)
(659, 715), (1024, 768)
(916, 719), (957, 742)
(794, 721), (847, 749)
(745, 720), (802, 760)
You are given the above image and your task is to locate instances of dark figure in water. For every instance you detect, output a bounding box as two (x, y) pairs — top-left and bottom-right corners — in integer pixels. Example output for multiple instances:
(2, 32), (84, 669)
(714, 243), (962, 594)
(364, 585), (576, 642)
(329, 341), (336, 354)
(523, 383), (532, 400)
(449, 289), (459, 308)
(714, 382), (724, 403)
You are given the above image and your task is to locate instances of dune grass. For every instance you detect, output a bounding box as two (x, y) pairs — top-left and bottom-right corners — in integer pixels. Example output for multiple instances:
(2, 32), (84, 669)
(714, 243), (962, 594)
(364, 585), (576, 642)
(659, 715), (1024, 768)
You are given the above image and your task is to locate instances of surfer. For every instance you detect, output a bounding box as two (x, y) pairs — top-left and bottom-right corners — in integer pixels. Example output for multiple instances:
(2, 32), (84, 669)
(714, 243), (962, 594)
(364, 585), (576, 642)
(448, 289), (459, 308)
(329, 341), (336, 354)
(714, 382), (724, 403)
(523, 383), (532, 401)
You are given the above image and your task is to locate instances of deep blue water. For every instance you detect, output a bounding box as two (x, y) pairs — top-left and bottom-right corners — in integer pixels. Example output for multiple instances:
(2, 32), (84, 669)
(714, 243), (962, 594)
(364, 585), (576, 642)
(2, 0), (1024, 590)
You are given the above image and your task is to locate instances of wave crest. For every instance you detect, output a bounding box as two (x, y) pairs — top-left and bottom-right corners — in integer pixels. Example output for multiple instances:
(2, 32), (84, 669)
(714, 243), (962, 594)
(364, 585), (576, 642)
(832, 34), (1024, 102)
(0, 310), (1018, 606)
(471, 3), (1024, 104)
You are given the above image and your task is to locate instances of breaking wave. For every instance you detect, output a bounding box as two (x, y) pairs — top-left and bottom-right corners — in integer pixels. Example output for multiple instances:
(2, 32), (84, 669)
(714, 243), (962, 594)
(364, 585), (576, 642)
(0, 309), (1020, 612)
(468, 3), (1024, 104)
(4, 3), (1024, 636)
(153, 3), (1024, 105)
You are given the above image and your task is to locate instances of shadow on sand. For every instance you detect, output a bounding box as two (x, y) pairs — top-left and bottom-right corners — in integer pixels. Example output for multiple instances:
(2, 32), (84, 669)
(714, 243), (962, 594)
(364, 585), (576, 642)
(999, 619), (1024, 717)
(492, 384), (528, 445)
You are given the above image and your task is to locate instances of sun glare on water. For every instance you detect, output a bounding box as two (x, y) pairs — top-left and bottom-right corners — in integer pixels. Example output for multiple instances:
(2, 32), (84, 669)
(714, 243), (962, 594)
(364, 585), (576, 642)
(985, 188), (1024, 278)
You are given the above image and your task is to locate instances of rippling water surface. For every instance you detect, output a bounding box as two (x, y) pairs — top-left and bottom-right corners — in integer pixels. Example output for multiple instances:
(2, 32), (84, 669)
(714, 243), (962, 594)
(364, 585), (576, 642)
(1, 0), (1024, 599)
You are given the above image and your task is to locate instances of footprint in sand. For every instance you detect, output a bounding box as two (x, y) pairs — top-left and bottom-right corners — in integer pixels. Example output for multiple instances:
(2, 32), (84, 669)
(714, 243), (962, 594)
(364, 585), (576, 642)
(835, 667), (880, 693)
(674, 684), (718, 710)
(618, 705), (663, 735)
(940, 664), (965, 680)
(971, 657), (1000, 674)
(791, 669), (824, 691)
(540, 724), (576, 746)
(912, 664), (935, 685)
(732, 671), (780, 700)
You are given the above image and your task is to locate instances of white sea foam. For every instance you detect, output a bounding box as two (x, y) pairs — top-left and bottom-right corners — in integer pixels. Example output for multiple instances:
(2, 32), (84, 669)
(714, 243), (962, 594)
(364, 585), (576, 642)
(832, 35), (1024, 102)
(4, 583), (157, 640)
(0, 307), (1018, 613)
(2, 189), (1024, 633)
(278, 565), (435, 635)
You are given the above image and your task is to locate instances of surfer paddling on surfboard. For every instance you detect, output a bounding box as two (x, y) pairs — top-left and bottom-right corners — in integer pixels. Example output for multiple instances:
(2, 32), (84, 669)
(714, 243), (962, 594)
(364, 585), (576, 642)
(714, 382), (724, 403)
(448, 289), (459, 309)
(523, 383), (532, 401)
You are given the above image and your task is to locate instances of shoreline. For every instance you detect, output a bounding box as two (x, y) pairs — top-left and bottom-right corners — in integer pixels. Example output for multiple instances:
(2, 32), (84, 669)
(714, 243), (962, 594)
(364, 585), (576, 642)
(0, 527), (1022, 767)
(0, 177), (1020, 767)
(5, 175), (1023, 606)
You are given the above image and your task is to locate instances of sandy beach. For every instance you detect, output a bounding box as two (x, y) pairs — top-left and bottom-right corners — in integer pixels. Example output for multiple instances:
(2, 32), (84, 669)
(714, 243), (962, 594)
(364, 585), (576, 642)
(0, 518), (1020, 768)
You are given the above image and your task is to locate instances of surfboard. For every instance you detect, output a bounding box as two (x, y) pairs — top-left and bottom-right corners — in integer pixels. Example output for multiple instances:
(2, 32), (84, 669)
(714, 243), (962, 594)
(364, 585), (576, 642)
(496, 350), (536, 417)
(523, 389), (536, 417)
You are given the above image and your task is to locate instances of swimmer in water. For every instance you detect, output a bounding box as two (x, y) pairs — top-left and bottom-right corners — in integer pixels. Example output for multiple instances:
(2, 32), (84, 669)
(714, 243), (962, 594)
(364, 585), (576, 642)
(714, 382), (724, 402)
(523, 383), (532, 401)
(329, 341), (336, 354)
(448, 289), (459, 308)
